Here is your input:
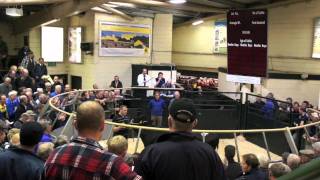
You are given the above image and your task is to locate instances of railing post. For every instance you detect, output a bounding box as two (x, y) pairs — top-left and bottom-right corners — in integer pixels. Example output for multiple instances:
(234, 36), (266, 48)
(233, 133), (241, 163)
(262, 132), (271, 161)
(284, 127), (299, 155)
(134, 128), (142, 154)
(201, 132), (208, 143)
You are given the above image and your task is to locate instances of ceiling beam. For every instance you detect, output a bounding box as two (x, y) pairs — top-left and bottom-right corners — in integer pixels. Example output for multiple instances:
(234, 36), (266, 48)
(0, 0), (67, 6)
(251, 0), (309, 9)
(110, 0), (227, 13)
(188, 0), (246, 8)
(99, 5), (134, 21)
(174, 13), (226, 28)
(12, 0), (106, 34)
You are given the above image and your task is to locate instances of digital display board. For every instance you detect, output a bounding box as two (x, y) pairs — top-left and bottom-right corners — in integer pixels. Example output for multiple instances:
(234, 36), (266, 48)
(227, 10), (268, 77)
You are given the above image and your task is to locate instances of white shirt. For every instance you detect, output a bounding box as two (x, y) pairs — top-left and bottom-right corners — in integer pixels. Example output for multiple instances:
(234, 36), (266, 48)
(137, 73), (152, 87)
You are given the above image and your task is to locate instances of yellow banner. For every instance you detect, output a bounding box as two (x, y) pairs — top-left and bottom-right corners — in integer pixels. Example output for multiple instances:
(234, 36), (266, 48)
(101, 24), (151, 34)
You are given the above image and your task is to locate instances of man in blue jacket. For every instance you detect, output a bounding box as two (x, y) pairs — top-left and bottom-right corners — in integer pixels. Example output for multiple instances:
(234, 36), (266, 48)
(136, 98), (226, 180)
(148, 91), (166, 127)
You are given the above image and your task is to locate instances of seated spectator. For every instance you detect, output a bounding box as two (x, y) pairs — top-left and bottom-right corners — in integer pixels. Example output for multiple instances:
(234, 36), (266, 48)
(0, 122), (44, 179)
(286, 154), (301, 170)
(107, 135), (128, 158)
(6, 90), (19, 122)
(37, 142), (54, 161)
(50, 84), (62, 97)
(136, 98), (226, 180)
(269, 163), (291, 180)
(44, 82), (52, 95)
(45, 101), (140, 179)
(312, 142), (320, 158)
(14, 95), (28, 121)
(64, 84), (71, 92)
(54, 135), (69, 148)
(0, 77), (12, 96)
(257, 155), (269, 176)
(205, 134), (220, 150)
(299, 149), (315, 164)
(112, 105), (130, 138)
(15, 68), (33, 89)
(0, 95), (7, 120)
(13, 110), (36, 129)
(38, 119), (53, 143)
(25, 91), (36, 111)
(237, 153), (267, 180)
(224, 145), (242, 180)
(0, 122), (6, 152)
(282, 152), (290, 164)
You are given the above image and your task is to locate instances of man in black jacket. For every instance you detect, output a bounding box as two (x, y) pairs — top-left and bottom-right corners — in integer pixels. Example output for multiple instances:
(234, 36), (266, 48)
(34, 57), (47, 88)
(0, 122), (44, 180)
(135, 98), (226, 180)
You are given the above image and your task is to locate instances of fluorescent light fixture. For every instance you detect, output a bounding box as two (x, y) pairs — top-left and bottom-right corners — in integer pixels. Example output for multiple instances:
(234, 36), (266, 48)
(6, 7), (23, 17)
(102, 3), (119, 8)
(169, 0), (186, 4)
(41, 19), (60, 26)
(192, 19), (204, 26)
(109, 2), (136, 8)
(91, 7), (111, 13)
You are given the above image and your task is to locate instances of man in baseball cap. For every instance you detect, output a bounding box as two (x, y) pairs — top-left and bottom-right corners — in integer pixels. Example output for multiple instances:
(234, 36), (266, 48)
(0, 122), (44, 179)
(136, 98), (226, 180)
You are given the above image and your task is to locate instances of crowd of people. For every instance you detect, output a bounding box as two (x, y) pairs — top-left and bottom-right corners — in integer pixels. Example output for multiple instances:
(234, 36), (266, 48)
(0, 57), (318, 179)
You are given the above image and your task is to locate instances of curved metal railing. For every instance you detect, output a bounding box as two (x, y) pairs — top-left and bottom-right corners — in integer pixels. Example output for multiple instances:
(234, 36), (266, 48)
(46, 87), (320, 161)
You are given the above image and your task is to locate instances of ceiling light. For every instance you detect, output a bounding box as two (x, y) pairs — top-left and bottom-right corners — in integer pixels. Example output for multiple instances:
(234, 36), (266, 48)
(102, 3), (119, 8)
(109, 2), (136, 8)
(91, 7), (111, 13)
(6, 7), (23, 17)
(169, 0), (186, 4)
(192, 19), (204, 26)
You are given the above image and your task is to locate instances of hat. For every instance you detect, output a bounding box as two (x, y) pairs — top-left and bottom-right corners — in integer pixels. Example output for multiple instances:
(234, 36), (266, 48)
(23, 110), (36, 116)
(169, 98), (197, 123)
(20, 122), (43, 146)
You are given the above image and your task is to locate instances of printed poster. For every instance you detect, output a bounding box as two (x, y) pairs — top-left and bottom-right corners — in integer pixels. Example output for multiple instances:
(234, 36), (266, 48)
(99, 21), (151, 56)
(214, 20), (227, 54)
(312, 18), (320, 58)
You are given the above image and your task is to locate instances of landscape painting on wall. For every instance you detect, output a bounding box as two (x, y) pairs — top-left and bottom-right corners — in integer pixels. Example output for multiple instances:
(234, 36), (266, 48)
(99, 21), (151, 56)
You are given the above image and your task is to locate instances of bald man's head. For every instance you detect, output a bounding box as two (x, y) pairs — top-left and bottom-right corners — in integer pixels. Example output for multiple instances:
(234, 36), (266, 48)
(76, 101), (105, 133)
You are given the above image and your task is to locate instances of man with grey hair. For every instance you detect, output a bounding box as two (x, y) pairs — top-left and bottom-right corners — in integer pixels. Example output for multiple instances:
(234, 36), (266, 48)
(0, 77), (12, 96)
(50, 84), (62, 97)
(287, 154), (301, 170)
(136, 98), (226, 180)
(269, 162), (291, 180)
(6, 90), (19, 122)
(15, 68), (33, 89)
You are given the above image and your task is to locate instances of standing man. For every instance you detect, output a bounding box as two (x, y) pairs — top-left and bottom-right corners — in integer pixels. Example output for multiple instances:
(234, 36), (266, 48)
(0, 122), (45, 180)
(148, 91), (166, 127)
(45, 101), (141, 179)
(0, 36), (8, 69)
(21, 51), (36, 78)
(34, 57), (48, 88)
(136, 98), (226, 180)
(137, 68), (152, 87)
(113, 105), (131, 138)
(110, 75), (123, 89)
(169, 91), (181, 109)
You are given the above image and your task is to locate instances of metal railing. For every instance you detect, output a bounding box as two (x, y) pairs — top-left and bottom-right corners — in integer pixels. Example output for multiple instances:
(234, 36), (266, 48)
(46, 87), (320, 161)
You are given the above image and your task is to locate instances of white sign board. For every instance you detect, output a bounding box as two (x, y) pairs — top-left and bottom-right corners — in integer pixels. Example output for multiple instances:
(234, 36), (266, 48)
(41, 26), (64, 62)
(226, 74), (261, 84)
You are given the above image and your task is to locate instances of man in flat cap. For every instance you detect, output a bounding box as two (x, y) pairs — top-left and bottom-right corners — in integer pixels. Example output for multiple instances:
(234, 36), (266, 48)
(135, 98), (226, 180)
